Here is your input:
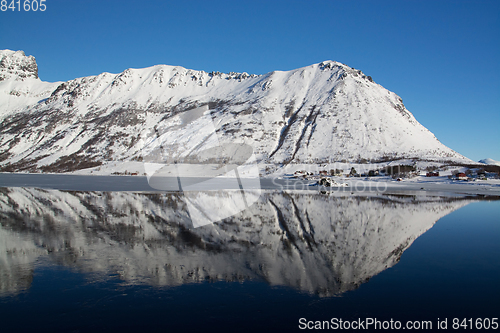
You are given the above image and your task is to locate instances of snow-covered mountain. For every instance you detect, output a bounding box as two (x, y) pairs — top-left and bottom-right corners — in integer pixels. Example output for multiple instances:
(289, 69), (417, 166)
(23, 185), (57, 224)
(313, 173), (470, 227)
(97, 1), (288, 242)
(0, 49), (472, 173)
(0, 188), (470, 296)
(479, 158), (500, 166)
(0, 50), (38, 81)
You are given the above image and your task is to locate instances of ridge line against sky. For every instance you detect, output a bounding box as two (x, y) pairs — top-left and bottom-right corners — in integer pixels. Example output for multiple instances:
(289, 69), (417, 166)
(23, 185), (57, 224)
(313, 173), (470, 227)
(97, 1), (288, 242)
(1, 0), (499, 161)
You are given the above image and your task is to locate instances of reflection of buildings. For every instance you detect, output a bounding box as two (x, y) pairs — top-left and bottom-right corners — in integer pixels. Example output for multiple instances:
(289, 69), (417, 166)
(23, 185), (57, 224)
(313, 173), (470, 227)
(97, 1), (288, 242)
(0, 188), (471, 297)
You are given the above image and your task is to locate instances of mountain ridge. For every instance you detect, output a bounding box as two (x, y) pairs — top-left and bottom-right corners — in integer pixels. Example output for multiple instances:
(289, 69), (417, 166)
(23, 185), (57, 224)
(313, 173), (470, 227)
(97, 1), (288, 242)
(0, 49), (472, 173)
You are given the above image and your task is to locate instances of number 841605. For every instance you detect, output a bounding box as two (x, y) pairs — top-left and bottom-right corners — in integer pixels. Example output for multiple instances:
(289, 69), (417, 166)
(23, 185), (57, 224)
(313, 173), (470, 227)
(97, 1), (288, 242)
(1, 0), (47, 11)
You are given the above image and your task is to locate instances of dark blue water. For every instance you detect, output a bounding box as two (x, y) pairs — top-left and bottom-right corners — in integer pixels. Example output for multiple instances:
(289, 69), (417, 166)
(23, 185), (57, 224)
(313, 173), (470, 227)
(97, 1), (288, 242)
(349, 201), (500, 320)
(0, 190), (498, 332)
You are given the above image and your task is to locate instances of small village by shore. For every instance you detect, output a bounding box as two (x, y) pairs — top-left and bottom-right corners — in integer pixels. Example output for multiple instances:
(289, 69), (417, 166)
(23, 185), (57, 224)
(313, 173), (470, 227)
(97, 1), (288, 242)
(281, 162), (500, 189)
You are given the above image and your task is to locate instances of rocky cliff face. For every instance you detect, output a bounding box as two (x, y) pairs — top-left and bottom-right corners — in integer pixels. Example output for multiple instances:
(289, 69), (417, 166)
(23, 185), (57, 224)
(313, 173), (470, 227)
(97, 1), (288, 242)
(0, 50), (38, 81)
(0, 49), (472, 173)
(0, 188), (470, 296)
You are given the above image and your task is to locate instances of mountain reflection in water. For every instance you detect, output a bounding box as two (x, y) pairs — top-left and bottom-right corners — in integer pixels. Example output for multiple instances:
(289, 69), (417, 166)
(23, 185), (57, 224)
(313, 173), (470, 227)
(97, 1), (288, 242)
(0, 188), (471, 297)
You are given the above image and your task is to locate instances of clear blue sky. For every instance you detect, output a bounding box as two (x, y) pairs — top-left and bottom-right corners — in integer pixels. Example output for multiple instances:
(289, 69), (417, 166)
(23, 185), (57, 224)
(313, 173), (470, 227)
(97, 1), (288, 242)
(1, 0), (499, 162)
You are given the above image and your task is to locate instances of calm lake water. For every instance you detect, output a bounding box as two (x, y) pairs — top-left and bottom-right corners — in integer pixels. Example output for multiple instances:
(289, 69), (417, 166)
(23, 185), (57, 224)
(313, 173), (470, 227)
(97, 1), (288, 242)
(0, 185), (499, 332)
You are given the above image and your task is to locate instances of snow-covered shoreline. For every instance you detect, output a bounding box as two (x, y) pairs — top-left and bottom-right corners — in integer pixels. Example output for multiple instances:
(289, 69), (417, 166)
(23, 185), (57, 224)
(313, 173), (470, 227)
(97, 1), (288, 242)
(1, 172), (499, 197)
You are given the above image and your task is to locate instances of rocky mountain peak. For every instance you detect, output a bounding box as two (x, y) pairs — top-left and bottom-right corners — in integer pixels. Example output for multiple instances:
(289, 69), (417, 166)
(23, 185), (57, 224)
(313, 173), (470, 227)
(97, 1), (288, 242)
(0, 50), (38, 81)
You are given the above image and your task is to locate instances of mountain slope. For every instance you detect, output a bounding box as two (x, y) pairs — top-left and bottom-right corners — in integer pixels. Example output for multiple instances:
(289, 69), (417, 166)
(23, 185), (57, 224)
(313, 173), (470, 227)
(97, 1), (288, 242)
(0, 49), (472, 172)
